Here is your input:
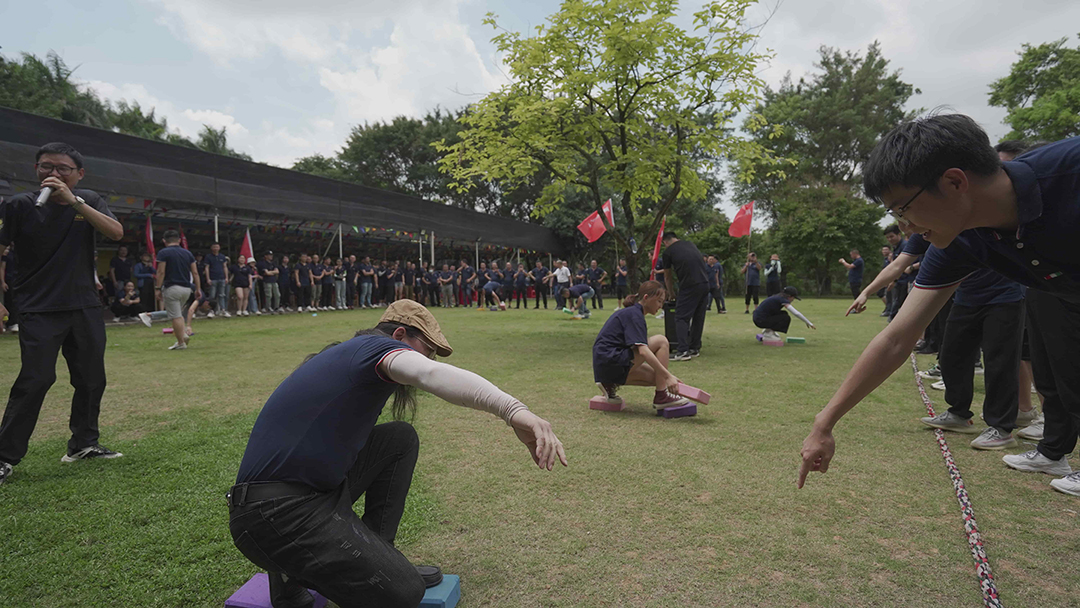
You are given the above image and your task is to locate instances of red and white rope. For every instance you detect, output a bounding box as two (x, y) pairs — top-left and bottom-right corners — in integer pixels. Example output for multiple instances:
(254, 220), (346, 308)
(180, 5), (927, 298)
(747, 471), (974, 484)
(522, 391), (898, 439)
(909, 354), (1003, 608)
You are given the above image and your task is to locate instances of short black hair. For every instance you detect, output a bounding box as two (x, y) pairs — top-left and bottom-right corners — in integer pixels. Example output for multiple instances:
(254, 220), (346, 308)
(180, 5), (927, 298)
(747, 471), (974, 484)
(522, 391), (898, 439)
(994, 140), (1031, 157)
(36, 142), (84, 169)
(662, 231), (677, 240)
(163, 229), (180, 242)
(883, 224), (901, 236)
(863, 114), (1000, 204)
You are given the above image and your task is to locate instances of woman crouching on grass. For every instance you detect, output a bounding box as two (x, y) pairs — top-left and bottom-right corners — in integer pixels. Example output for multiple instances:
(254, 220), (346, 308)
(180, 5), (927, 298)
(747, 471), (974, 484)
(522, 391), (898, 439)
(228, 300), (567, 608)
(592, 280), (689, 411)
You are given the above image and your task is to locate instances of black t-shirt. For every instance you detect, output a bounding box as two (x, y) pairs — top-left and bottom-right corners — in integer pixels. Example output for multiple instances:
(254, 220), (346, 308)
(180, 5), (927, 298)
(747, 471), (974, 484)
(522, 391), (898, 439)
(256, 259), (278, 283)
(204, 253), (228, 280)
(110, 255), (133, 282)
(753, 293), (789, 323)
(661, 240), (709, 290)
(0, 189), (117, 313)
(157, 246), (197, 289)
(2, 249), (16, 283)
(296, 263), (311, 286)
(231, 264), (252, 288)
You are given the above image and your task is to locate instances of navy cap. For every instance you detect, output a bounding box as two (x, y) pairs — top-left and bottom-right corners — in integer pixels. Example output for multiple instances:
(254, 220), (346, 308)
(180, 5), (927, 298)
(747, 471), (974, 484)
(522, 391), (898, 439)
(783, 286), (801, 300)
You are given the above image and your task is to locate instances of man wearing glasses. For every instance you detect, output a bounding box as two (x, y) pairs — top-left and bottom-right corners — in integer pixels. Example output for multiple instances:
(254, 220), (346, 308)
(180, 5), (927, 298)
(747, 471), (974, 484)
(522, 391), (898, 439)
(0, 142), (125, 486)
(798, 115), (1080, 498)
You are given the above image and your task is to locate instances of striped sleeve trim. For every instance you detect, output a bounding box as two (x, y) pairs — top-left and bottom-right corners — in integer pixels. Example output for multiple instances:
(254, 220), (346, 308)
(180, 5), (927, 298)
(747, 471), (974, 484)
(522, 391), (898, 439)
(913, 272), (973, 291)
(375, 348), (413, 384)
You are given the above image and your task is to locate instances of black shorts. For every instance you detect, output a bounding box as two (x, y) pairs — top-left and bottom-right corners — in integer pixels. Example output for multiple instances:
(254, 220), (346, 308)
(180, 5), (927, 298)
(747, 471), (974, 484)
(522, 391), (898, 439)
(593, 349), (634, 385)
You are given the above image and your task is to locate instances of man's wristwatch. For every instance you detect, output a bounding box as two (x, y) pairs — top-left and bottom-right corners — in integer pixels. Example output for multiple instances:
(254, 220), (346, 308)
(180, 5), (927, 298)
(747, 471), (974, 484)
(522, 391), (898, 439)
(71, 195), (86, 208)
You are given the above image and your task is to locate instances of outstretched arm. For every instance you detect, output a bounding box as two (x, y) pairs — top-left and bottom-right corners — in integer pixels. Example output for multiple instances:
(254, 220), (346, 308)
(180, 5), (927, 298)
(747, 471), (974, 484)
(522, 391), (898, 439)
(784, 303), (815, 329)
(383, 350), (568, 470)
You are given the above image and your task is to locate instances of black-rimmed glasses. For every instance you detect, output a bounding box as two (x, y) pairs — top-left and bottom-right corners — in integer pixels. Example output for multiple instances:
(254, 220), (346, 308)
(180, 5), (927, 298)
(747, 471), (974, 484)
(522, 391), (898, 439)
(36, 163), (77, 176)
(885, 185), (926, 221)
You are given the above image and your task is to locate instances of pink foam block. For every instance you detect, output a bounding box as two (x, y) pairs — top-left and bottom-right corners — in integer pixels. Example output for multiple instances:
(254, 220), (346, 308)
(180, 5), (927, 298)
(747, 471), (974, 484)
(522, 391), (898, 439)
(224, 573), (328, 608)
(676, 383), (710, 405)
(764, 339), (784, 347)
(162, 327), (174, 334)
(589, 396), (626, 412)
(657, 404), (697, 418)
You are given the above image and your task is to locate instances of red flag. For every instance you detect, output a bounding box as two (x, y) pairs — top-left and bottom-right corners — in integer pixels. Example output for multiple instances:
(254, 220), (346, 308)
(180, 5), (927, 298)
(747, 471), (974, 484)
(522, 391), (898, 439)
(728, 201), (754, 237)
(145, 216), (156, 269)
(576, 199), (615, 243)
(649, 217), (666, 281)
(240, 228), (254, 262)
(179, 227), (188, 250)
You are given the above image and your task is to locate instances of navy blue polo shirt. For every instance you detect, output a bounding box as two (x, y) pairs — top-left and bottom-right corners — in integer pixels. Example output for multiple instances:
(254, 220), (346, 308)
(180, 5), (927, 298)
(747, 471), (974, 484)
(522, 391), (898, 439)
(914, 137), (1080, 300)
(157, 246), (196, 289)
(358, 263), (373, 283)
(236, 335), (413, 490)
(616, 265), (628, 286)
(515, 270), (528, 287)
(593, 302), (649, 372)
(744, 263), (760, 286)
(257, 259), (278, 283)
(587, 267), (606, 283)
(322, 264), (335, 285)
(574, 269), (587, 285)
(568, 283), (593, 298)
(848, 257), (864, 284)
(954, 269), (1025, 307)
(439, 270), (453, 282)
(708, 263), (723, 288)
(110, 255), (133, 282)
(460, 265), (474, 283)
(764, 260), (781, 284)
(205, 253), (228, 281)
(533, 266), (548, 285)
(296, 263), (311, 286)
(752, 293), (789, 324)
(502, 269), (515, 287)
(892, 238), (915, 284)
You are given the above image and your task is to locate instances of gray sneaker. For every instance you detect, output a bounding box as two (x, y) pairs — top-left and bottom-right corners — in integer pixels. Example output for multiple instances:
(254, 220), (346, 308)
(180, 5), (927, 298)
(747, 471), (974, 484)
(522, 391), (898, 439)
(1002, 449), (1072, 476)
(1017, 416), (1044, 441)
(1050, 471), (1080, 497)
(970, 427), (1017, 450)
(1016, 408), (1039, 427)
(0, 461), (11, 486)
(920, 411), (978, 433)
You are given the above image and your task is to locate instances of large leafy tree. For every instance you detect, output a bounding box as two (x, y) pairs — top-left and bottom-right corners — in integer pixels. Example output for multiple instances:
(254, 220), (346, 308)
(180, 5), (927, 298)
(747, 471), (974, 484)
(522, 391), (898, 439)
(988, 35), (1080, 142)
(436, 0), (782, 288)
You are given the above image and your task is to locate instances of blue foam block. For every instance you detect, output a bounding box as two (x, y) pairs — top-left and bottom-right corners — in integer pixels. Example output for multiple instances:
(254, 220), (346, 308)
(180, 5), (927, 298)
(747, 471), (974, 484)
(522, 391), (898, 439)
(420, 574), (461, 608)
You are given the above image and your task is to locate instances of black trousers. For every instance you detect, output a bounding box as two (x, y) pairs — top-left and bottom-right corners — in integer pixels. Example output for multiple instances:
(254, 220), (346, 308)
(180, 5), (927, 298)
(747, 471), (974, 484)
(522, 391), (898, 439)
(0, 309), (107, 464)
(300, 285), (312, 308)
(555, 282), (570, 309)
(229, 422), (425, 608)
(110, 302), (142, 318)
(346, 282), (356, 307)
(138, 282), (156, 312)
(706, 286), (726, 312)
(889, 282), (910, 320)
(766, 281), (781, 296)
(849, 282), (861, 299)
(513, 286), (526, 308)
(940, 301), (1023, 430)
(2, 285), (17, 326)
(744, 285), (759, 307)
(925, 296), (954, 353)
(534, 285), (548, 308)
(1026, 291), (1080, 460)
(675, 284), (709, 353)
(589, 282), (604, 309)
(755, 311), (791, 333)
(321, 284), (334, 307)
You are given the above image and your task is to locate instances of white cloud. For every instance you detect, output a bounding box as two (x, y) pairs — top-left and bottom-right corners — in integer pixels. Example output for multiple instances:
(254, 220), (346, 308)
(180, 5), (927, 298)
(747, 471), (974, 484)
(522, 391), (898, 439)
(181, 109), (248, 136)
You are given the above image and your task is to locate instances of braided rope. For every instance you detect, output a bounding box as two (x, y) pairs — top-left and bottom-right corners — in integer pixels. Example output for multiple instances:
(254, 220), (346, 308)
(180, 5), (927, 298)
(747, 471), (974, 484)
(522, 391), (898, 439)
(909, 354), (1003, 608)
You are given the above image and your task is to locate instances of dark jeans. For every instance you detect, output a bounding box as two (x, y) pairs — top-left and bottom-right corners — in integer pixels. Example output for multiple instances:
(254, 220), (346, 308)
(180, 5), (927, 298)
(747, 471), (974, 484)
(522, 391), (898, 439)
(0, 309), (107, 464)
(675, 284), (709, 353)
(589, 282), (604, 309)
(513, 286), (526, 308)
(555, 282), (570, 309)
(229, 422), (425, 608)
(755, 311), (791, 333)
(849, 282), (861, 300)
(940, 301), (1023, 430)
(1027, 291), (1080, 461)
(766, 281), (781, 297)
(299, 285), (312, 308)
(744, 285), (759, 307)
(706, 286), (726, 312)
(321, 283), (334, 307)
(2, 286), (17, 326)
(535, 285), (548, 308)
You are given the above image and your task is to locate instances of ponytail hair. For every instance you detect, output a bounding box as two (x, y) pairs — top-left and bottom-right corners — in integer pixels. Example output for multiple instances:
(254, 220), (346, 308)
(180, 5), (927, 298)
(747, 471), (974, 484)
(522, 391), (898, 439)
(623, 280), (665, 308)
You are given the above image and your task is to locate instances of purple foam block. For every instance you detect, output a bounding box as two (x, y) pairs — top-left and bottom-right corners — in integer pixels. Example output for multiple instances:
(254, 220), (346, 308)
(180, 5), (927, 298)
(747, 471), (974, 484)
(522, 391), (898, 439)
(755, 333), (763, 342)
(657, 404), (697, 418)
(224, 573), (328, 608)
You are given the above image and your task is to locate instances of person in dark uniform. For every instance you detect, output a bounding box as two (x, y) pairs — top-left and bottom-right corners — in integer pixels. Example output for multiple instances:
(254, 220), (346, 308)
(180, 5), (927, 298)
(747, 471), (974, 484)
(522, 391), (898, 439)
(514, 263), (528, 308)
(278, 255), (294, 312)
(587, 260), (607, 309)
(574, 263), (587, 286)
(321, 256), (336, 309)
(1, 245), (19, 332)
(753, 286), (815, 340)
(529, 260), (549, 309)
(294, 254), (313, 313)
(763, 254), (782, 296)
(108, 245), (133, 299)
(838, 250), (864, 300)
(561, 283), (595, 318)
(458, 259), (475, 307)
(228, 301), (566, 608)
(741, 253), (762, 313)
(614, 259), (629, 305)
(705, 255), (726, 313)
(345, 255), (357, 309)
(661, 231), (710, 360)
(501, 262), (515, 303)
(0, 142), (126, 485)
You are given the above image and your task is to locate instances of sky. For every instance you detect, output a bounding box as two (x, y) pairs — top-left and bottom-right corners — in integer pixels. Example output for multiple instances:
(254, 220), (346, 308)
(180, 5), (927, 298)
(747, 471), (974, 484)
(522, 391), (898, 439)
(4, 0), (1080, 217)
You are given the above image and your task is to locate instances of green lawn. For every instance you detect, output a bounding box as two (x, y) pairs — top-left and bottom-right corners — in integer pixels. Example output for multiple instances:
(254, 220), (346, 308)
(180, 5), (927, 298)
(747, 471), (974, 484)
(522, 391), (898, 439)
(1, 300), (1076, 607)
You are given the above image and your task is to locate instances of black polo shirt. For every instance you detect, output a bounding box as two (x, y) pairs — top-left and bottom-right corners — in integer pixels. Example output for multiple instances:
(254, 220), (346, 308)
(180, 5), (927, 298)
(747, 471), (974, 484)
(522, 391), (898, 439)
(914, 137), (1080, 301)
(0, 189), (117, 313)
(257, 259), (278, 284)
(587, 267), (606, 283)
(157, 246), (197, 289)
(661, 239), (709, 290)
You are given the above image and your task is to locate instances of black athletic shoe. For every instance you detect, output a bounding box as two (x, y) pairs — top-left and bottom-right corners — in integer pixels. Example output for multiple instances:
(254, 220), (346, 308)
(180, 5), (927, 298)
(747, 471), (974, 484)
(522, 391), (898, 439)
(0, 461), (12, 486)
(744, 310), (749, 314)
(268, 572), (315, 608)
(61, 444), (123, 463)
(913, 344), (937, 355)
(416, 565), (443, 588)
(688, 349), (700, 358)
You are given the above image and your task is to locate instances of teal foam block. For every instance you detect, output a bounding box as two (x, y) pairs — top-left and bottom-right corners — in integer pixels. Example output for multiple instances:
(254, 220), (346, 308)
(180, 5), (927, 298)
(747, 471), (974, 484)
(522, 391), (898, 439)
(421, 574), (461, 608)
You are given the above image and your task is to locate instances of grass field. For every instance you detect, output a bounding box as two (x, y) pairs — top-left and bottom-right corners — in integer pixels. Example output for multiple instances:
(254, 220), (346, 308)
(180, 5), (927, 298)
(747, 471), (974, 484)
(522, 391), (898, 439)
(1, 299), (1078, 607)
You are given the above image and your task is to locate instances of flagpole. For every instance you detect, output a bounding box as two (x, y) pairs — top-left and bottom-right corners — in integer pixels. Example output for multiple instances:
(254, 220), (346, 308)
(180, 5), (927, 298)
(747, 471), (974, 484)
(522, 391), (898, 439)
(338, 225), (343, 260)
(214, 212), (219, 243)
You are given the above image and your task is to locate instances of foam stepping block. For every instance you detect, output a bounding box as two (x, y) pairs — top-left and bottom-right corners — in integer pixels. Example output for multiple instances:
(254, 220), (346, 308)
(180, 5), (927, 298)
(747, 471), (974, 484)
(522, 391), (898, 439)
(656, 404), (697, 418)
(420, 574), (461, 608)
(786, 336), (806, 344)
(224, 573), (328, 608)
(676, 382), (711, 405)
(763, 340), (783, 347)
(755, 333), (763, 342)
(589, 396), (626, 411)
(163, 327), (174, 334)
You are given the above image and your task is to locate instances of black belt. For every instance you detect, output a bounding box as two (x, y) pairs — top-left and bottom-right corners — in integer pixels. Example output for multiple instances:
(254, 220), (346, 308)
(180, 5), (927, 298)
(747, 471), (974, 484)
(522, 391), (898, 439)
(227, 481), (319, 509)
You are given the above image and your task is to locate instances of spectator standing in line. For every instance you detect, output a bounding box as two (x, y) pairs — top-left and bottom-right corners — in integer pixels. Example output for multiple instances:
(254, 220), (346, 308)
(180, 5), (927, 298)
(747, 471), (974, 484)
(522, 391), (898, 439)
(514, 263), (528, 309)
(133, 252), (156, 314)
(311, 254), (325, 311)
(661, 231), (710, 360)
(764, 253), (782, 296)
(108, 245), (133, 299)
(1, 245), (18, 333)
(459, 259), (475, 307)
(258, 251), (281, 314)
(320, 255), (335, 310)
(247, 258), (262, 315)
(553, 260), (572, 309)
(878, 246), (894, 316)
(614, 258), (629, 306)
(334, 258), (348, 310)
(530, 260), (549, 310)
(438, 264), (455, 308)
(587, 260), (607, 309)
(501, 262), (515, 303)
(741, 252), (763, 314)
(0, 142), (126, 484)
(376, 259), (391, 306)
(146, 230), (200, 349)
(358, 256), (374, 309)
(706, 255), (726, 314)
(574, 262), (587, 286)
(839, 250), (865, 300)
(344, 255), (357, 309)
(883, 224), (911, 321)
(296, 254), (314, 312)
(392, 262), (405, 303)
(231, 255), (252, 316)
(278, 255), (294, 312)
(111, 282), (142, 320)
(403, 261), (415, 303)
(204, 243), (230, 318)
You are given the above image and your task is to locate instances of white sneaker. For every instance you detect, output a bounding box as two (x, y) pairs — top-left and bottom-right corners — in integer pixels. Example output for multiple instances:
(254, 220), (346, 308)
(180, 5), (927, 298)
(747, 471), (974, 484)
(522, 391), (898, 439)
(207, 310), (215, 319)
(1050, 472), (1080, 497)
(1017, 416), (1044, 441)
(762, 329), (780, 340)
(1002, 449), (1072, 476)
(329, 306), (337, 311)
(7, 324), (17, 333)
(1016, 408), (1040, 427)
(931, 380), (946, 391)
(970, 427), (1017, 450)
(255, 310), (262, 316)
(168, 342), (187, 350)
(974, 362), (984, 375)
(223, 311), (232, 318)
(138, 312), (152, 328)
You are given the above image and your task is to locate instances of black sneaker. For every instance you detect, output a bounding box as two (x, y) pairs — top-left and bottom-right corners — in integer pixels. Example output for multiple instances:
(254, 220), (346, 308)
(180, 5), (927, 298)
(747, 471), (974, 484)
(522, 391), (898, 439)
(669, 351), (691, 362)
(0, 461), (12, 486)
(596, 382), (621, 402)
(688, 350), (700, 358)
(416, 565), (443, 588)
(61, 444), (123, 463)
(268, 571), (315, 608)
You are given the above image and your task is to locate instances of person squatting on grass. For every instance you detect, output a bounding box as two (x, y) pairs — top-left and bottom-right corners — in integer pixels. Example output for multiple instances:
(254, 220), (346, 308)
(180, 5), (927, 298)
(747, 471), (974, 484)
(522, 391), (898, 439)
(593, 281), (691, 411)
(798, 114), (1080, 498)
(753, 286), (816, 341)
(227, 300), (566, 608)
(0, 142), (126, 485)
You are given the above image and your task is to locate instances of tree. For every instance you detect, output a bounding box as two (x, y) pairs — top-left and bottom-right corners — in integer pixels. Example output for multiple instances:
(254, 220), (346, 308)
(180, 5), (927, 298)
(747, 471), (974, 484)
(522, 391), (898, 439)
(436, 0), (783, 289)
(988, 35), (1080, 142)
